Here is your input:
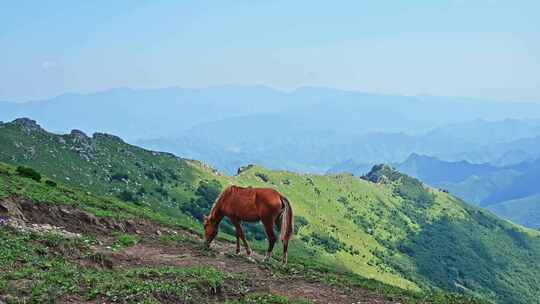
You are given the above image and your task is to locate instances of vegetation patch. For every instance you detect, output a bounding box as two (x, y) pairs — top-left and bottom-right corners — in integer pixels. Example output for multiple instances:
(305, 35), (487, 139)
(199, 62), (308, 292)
(113, 233), (139, 249)
(226, 293), (311, 304)
(16, 166), (41, 182)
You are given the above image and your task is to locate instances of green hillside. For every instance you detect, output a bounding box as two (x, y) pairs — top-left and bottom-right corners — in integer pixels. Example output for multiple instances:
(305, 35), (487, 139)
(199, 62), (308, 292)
(2, 118), (540, 303)
(0, 161), (482, 304)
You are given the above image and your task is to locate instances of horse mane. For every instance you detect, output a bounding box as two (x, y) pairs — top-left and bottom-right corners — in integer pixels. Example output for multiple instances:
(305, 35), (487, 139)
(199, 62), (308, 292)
(209, 186), (233, 220)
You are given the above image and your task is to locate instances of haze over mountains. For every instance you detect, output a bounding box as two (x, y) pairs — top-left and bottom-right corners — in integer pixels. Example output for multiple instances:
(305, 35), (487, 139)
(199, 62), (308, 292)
(3, 86), (540, 172)
(2, 86), (540, 229)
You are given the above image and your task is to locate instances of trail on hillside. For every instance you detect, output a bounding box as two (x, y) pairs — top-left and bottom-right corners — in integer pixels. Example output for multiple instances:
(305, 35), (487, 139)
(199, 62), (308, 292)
(1, 197), (397, 304)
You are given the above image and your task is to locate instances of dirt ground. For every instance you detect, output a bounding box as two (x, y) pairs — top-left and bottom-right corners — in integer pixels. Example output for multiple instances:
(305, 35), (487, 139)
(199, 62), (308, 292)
(2, 197), (401, 304)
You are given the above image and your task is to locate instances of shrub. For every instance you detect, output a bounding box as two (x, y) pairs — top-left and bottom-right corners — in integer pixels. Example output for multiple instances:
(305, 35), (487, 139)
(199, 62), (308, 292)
(45, 180), (57, 187)
(110, 173), (129, 182)
(302, 231), (346, 254)
(182, 180), (221, 221)
(16, 166), (41, 182)
(117, 190), (136, 202)
(136, 186), (146, 195)
(255, 172), (270, 183)
(115, 234), (139, 247)
(295, 216), (309, 233)
(154, 187), (168, 197)
(394, 176), (435, 206)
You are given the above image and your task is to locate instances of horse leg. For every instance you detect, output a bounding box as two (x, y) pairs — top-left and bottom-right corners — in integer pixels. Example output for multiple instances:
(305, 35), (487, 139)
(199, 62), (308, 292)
(235, 234), (241, 255)
(262, 218), (277, 262)
(231, 218), (251, 256)
(230, 217), (241, 254)
(282, 239), (289, 264)
(229, 217), (241, 254)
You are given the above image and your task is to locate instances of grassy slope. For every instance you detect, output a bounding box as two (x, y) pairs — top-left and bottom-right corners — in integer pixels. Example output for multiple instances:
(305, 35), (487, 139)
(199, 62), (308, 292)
(230, 166), (540, 304)
(0, 162), (309, 303)
(1, 119), (540, 303)
(0, 162), (484, 304)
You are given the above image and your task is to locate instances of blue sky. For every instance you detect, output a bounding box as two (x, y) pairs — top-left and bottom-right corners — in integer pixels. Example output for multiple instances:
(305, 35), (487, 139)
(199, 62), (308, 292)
(1, 0), (539, 101)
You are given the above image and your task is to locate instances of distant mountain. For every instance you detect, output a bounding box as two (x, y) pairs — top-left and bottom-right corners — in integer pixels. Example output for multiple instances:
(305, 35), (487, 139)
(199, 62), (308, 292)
(4, 86), (540, 142)
(487, 195), (540, 229)
(141, 117), (540, 175)
(5, 86), (540, 174)
(425, 118), (540, 146)
(395, 154), (499, 184)
(483, 158), (540, 204)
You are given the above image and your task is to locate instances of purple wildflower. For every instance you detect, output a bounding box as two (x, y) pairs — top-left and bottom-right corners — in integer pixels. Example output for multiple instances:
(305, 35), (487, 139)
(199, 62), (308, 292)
(0, 216), (9, 225)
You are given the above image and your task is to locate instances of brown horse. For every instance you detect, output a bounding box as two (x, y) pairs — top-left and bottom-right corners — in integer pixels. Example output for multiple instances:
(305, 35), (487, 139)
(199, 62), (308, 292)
(203, 185), (294, 263)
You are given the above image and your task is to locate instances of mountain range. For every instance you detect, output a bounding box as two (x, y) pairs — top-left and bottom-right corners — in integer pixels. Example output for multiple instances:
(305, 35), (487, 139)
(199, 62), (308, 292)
(2, 117), (540, 303)
(4, 86), (540, 174)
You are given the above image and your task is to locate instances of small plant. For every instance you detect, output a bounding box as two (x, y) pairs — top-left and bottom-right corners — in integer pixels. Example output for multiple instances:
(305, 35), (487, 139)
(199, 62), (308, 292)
(114, 233), (139, 248)
(16, 166), (41, 182)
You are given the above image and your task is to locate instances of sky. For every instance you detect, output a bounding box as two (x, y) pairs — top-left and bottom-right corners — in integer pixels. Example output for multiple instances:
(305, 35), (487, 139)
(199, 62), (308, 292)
(1, 0), (539, 102)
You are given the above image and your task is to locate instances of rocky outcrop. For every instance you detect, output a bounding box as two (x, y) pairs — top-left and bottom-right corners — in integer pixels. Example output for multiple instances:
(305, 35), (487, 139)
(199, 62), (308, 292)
(70, 129), (89, 140)
(11, 118), (42, 134)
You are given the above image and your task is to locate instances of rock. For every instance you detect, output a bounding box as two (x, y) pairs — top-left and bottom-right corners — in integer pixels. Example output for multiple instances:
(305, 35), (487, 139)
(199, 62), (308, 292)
(156, 230), (162, 236)
(70, 129), (89, 140)
(0, 198), (27, 221)
(237, 164), (255, 175)
(11, 118), (42, 134)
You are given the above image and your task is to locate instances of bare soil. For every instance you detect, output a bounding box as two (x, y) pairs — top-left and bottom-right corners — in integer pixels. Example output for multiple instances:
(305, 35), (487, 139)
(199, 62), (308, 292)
(2, 197), (402, 304)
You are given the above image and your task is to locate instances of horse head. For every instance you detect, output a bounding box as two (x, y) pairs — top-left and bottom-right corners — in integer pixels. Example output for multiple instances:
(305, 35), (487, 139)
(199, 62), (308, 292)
(203, 214), (218, 247)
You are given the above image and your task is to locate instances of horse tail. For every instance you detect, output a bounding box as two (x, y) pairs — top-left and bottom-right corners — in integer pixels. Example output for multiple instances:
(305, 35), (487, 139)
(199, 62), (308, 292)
(280, 196), (294, 242)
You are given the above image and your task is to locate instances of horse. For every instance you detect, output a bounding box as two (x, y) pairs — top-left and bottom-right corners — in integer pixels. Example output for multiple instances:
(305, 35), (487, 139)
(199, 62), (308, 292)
(203, 185), (294, 263)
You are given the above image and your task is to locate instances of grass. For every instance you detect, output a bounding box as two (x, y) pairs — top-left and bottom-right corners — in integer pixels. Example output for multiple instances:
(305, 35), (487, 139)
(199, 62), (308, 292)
(225, 294), (311, 304)
(112, 233), (139, 249)
(0, 227), (282, 304)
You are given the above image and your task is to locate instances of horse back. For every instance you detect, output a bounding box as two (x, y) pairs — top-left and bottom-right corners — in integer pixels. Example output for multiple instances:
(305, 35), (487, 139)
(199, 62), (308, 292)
(220, 186), (283, 221)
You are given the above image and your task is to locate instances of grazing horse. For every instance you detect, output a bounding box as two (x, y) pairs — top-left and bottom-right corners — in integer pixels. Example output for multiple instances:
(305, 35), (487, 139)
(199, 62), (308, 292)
(203, 185), (294, 263)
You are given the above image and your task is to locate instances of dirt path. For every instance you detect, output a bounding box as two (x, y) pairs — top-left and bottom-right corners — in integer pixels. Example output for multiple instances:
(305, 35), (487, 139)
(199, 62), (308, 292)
(3, 197), (399, 304)
(97, 233), (393, 304)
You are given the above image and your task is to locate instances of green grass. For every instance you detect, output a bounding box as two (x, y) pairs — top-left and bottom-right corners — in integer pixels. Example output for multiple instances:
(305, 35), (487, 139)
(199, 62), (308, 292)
(0, 227), (270, 304)
(113, 233), (139, 249)
(225, 294), (311, 304)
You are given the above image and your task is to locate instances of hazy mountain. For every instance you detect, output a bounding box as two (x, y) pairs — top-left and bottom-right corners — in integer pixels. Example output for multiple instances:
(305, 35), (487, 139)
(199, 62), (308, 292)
(5, 86), (540, 176)
(425, 118), (540, 146)
(4, 86), (540, 142)
(395, 154), (500, 184)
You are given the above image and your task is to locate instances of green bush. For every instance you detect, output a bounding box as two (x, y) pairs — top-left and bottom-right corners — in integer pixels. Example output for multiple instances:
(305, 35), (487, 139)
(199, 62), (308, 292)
(45, 180), (57, 187)
(301, 231), (346, 254)
(117, 190), (136, 202)
(115, 234), (139, 247)
(182, 180), (221, 221)
(255, 172), (270, 183)
(110, 172), (129, 182)
(394, 176), (435, 206)
(16, 166), (41, 182)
